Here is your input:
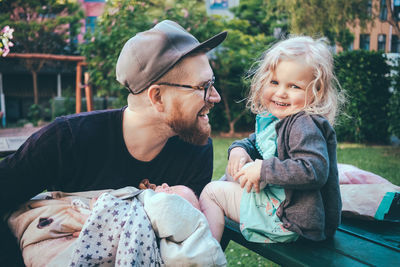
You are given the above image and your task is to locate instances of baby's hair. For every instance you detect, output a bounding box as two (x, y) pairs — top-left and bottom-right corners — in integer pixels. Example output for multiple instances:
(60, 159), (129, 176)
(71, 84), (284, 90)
(247, 35), (345, 125)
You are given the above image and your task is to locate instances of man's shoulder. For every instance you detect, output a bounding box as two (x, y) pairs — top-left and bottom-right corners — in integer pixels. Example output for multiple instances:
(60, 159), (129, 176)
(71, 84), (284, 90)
(53, 108), (124, 133)
(58, 108), (124, 124)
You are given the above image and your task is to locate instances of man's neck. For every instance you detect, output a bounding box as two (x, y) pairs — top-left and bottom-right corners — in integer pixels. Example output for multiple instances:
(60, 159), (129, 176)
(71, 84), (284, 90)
(122, 108), (173, 162)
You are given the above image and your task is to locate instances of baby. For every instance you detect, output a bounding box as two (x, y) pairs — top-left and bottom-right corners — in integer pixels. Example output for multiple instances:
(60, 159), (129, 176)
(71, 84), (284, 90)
(8, 184), (226, 267)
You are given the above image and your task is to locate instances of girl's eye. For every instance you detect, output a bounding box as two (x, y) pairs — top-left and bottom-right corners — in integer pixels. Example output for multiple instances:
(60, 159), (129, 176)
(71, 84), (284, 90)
(290, 84), (301, 89)
(270, 80), (278, 85)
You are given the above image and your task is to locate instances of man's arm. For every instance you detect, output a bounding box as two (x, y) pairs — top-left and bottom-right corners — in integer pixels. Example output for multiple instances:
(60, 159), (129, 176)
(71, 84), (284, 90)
(0, 118), (74, 264)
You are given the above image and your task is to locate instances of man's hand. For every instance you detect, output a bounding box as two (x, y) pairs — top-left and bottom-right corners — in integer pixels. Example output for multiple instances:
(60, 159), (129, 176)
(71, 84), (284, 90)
(234, 159), (263, 193)
(227, 147), (253, 177)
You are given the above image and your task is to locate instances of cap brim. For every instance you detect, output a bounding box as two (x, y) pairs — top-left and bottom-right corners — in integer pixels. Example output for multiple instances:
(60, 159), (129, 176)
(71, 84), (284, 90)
(186, 31), (228, 56)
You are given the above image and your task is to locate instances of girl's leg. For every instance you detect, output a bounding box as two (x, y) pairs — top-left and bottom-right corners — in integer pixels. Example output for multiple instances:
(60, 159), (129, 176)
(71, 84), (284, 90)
(199, 181), (243, 242)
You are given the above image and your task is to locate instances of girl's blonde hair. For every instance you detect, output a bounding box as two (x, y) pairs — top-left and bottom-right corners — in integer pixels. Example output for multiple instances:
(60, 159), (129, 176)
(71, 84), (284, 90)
(247, 35), (345, 125)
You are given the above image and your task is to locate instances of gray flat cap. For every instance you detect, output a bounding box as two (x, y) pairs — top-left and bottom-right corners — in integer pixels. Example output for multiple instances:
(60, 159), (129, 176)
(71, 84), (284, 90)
(116, 20), (227, 94)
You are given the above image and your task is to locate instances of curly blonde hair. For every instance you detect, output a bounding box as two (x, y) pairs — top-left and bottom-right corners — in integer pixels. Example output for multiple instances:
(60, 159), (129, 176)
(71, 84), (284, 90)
(247, 36), (345, 125)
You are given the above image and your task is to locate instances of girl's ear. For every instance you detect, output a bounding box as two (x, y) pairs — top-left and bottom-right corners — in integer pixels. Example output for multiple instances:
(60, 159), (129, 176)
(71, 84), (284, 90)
(147, 85), (164, 112)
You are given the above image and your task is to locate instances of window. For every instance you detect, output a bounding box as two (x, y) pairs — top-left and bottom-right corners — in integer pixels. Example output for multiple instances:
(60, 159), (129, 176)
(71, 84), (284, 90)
(378, 34), (386, 51)
(367, 0), (373, 17)
(391, 35), (400, 53)
(380, 0), (387, 20)
(360, 34), (370, 50)
(209, 0), (228, 9)
(395, 0), (400, 20)
(85, 16), (97, 34)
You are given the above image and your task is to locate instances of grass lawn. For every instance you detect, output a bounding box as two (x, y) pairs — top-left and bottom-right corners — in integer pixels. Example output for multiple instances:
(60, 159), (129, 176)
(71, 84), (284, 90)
(212, 136), (400, 267)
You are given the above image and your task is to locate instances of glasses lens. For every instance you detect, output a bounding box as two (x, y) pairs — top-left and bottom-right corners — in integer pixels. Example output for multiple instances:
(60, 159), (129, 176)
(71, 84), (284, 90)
(204, 77), (215, 101)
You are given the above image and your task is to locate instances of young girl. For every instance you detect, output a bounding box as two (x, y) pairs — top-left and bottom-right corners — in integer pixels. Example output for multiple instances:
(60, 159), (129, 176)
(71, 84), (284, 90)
(200, 36), (344, 243)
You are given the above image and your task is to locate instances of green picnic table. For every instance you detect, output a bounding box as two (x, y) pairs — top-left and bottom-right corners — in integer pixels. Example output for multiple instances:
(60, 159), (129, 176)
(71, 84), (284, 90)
(221, 217), (400, 266)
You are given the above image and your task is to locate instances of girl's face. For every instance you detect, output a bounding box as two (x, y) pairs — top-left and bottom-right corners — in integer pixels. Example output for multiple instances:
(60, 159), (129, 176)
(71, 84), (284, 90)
(262, 60), (314, 119)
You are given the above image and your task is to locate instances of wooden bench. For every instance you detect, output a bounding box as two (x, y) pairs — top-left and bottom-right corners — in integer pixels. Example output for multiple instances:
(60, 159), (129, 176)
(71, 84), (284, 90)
(220, 217), (400, 266)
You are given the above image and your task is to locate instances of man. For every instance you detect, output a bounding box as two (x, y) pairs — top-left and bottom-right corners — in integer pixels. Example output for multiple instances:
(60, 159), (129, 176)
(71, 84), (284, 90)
(0, 20), (227, 265)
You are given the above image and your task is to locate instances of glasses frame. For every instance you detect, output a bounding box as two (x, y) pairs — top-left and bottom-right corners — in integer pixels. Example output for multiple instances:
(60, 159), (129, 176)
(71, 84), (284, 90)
(157, 76), (215, 102)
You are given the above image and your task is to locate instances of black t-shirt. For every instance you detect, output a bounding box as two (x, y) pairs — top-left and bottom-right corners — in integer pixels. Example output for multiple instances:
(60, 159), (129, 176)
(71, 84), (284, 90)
(0, 108), (213, 264)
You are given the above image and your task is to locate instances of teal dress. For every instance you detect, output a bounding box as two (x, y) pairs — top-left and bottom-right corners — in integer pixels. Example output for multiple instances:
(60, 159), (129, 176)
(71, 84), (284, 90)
(240, 113), (299, 243)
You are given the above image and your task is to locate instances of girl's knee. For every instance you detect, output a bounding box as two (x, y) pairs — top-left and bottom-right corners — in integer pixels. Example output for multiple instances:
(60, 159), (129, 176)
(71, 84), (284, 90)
(200, 181), (223, 201)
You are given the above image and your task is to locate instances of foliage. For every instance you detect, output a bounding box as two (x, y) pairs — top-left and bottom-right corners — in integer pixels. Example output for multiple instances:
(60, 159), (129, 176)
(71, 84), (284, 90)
(0, 25), (14, 56)
(230, 0), (288, 37)
(0, 0), (84, 54)
(212, 24), (274, 134)
(27, 103), (50, 126)
(80, 0), (220, 97)
(388, 57), (400, 138)
(279, 0), (373, 48)
(334, 50), (391, 143)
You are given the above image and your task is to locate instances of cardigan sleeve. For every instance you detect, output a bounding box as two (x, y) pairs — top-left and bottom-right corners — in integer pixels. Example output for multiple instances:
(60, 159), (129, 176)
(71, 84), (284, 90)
(227, 133), (262, 160)
(260, 114), (331, 190)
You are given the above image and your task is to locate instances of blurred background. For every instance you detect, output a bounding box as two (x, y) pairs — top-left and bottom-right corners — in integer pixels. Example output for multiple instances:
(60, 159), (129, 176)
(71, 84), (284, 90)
(0, 0), (399, 145)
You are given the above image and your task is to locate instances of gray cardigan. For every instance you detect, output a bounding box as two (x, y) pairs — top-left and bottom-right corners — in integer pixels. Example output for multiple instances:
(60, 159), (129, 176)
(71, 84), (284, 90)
(229, 111), (341, 241)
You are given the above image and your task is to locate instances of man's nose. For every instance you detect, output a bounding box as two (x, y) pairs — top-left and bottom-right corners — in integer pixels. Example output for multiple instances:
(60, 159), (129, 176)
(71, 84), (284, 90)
(207, 86), (221, 103)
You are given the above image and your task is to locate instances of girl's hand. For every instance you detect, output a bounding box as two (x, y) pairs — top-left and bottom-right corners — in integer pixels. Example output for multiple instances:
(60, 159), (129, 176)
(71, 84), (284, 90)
(234, 159), (263, 193)
(227, 147), (253, 177)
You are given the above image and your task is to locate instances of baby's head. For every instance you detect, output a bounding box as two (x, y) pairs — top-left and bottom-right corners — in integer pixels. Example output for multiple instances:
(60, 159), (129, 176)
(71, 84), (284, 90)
(248, 36), (343, 124)
(154, 183), (201, 210)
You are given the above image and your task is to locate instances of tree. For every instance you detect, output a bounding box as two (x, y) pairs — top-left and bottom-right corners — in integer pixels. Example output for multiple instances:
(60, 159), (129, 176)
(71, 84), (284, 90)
(80, 0), (223, 98)
(0, 0), (83, 104)
(279, 0), (373, 48)
(212, 20), (274, 135)
(230, 0), (288, 37)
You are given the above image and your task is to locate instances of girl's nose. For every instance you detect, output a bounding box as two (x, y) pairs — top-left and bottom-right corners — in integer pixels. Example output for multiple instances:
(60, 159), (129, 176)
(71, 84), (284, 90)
(275, 85), (287, 97)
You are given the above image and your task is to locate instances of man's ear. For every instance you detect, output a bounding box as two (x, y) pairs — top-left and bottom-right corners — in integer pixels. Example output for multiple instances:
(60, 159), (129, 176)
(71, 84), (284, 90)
(147, 85), (164, 112)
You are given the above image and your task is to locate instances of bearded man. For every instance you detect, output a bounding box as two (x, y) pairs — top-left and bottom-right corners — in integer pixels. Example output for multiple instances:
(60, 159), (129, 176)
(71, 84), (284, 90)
(0, 20), (227, 265)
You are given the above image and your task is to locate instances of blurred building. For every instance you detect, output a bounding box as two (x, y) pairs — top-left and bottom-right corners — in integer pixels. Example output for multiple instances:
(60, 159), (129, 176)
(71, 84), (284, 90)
(340, 0), (400, 54)
(206, 0), (239, 19)
(77, 0), (106, 42)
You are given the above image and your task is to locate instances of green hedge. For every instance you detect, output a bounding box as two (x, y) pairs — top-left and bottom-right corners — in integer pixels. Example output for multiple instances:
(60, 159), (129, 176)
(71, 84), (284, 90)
(388, 57), (400, 138)
(334, 50), (391, 144)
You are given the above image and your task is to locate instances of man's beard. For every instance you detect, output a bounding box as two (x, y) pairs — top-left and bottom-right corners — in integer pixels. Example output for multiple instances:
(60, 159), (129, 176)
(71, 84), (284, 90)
(167, 105), (211, 145)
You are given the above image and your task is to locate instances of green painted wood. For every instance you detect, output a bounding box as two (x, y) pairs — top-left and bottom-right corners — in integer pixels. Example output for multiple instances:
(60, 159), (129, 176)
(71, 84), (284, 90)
(222, 217), (400, 266)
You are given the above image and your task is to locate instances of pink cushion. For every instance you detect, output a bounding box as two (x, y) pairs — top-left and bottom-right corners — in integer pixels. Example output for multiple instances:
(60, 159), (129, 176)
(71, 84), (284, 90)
(338, 163), (393, 185)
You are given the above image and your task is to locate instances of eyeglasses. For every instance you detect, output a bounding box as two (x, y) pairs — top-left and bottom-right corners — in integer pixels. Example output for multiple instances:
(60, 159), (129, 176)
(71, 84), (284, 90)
(157, 76), (215, 102)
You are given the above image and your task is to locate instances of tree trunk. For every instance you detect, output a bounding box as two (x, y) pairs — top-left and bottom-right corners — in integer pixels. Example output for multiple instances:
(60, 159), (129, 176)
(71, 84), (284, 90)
(32, 70), (39, 105)
(228, 121), (235, 136)
(24, 59), (45, 105)
(220, 88), (234, 135)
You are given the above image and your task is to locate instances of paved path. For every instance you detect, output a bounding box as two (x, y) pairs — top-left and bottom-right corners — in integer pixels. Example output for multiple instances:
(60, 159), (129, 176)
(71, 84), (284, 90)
(0, 126), (44, 156)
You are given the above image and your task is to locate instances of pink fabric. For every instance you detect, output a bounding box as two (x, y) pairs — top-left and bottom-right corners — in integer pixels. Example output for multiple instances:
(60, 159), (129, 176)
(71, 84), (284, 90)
(338, 163), (393, 185)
